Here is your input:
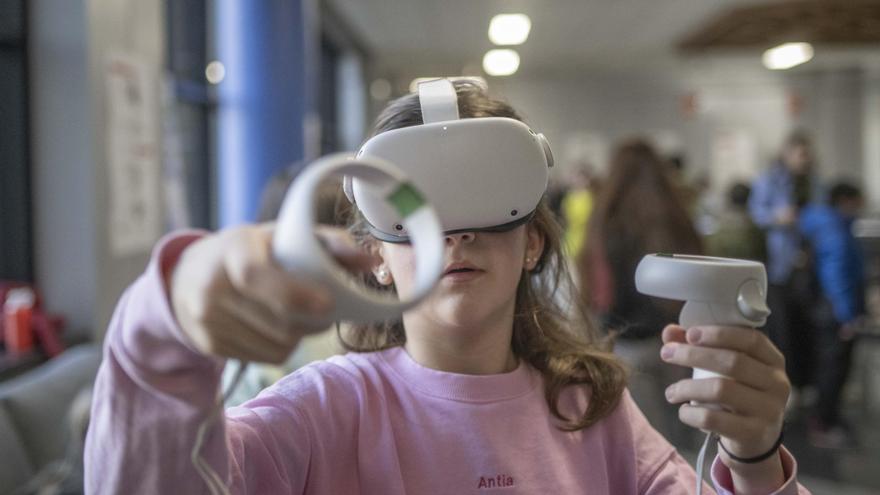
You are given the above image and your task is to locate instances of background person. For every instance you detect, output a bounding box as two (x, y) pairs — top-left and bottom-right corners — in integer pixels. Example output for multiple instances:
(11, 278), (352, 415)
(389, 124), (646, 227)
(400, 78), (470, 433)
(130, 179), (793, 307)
(749, 130), (824, 406)
(578, 138), (703, 447)
(799, 182), (867, 448)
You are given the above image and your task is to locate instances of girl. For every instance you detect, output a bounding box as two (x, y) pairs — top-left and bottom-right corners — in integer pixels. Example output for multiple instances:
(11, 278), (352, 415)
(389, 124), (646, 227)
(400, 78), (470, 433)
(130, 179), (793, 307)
(85, 82), (807, 494)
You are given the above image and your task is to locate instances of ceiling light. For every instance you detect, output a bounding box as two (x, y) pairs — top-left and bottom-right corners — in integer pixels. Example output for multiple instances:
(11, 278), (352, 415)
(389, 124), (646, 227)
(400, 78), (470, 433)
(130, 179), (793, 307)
(205, 61), (226, 84)
(483, 49), (520, 76)
(370, 79), (392, 100)
(762, 42), (814, 70)
(488, 14), (531, 45)
(409, 76), (488, 93)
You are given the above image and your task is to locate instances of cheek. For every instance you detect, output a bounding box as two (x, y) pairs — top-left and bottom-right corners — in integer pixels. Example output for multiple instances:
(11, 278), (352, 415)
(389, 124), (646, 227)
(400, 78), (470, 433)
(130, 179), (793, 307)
(386, 246), (418, 294)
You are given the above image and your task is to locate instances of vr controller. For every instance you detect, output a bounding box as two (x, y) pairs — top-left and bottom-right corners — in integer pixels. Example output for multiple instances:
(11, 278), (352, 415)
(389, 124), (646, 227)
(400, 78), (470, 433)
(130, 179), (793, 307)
(273, 153), (445, 326)
(634, 254), (771, 380)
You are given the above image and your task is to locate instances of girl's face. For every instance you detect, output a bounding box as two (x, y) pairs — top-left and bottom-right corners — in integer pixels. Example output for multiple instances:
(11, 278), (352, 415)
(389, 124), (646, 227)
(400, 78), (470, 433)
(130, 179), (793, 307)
(376, 225), (544, 330)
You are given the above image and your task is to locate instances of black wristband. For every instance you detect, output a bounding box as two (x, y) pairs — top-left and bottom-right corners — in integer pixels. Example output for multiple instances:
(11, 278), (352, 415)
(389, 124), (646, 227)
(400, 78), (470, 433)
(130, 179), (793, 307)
(718, 429), (784, 464)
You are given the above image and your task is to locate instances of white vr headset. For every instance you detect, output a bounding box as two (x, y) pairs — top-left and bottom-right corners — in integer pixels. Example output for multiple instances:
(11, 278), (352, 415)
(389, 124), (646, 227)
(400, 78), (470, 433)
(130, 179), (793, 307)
(345, 78), (554, 242)
(273, 78), (553, 325)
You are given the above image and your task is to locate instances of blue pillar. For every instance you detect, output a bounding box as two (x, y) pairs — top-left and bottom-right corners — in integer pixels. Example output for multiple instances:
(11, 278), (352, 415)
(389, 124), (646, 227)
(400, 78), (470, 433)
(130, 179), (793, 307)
(215, 0), (317, 227)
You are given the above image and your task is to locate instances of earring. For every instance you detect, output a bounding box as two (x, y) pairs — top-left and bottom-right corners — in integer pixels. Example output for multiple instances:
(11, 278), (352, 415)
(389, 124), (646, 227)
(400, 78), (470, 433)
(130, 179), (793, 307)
(378, 269), (389, 281)
(525, 257), (534, 269)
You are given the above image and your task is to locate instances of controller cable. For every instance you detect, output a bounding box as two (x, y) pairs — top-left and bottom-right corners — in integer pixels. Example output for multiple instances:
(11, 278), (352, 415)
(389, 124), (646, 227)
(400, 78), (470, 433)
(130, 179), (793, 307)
(695, 431), (717, 495)
(192, 359), (249, 495)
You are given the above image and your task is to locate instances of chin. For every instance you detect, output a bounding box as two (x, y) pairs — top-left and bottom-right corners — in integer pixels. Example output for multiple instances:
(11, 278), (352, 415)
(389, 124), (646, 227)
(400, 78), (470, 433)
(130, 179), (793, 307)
(433, 299), (490, 328)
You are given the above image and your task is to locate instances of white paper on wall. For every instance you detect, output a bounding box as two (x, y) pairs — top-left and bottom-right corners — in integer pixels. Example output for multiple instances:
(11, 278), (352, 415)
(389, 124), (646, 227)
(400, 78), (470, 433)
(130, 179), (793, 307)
(105, 52), (161, 256)
(711, 128), (759, 192)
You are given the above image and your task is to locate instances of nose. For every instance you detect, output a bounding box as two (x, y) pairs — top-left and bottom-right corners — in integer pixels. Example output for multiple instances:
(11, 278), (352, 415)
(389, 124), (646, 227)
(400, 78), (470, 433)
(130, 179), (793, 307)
(445, 231), (475, 245)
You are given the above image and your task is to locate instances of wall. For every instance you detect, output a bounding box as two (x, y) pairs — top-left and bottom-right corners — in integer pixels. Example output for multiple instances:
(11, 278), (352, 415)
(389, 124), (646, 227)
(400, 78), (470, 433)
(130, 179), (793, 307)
(383, 62), (879, 210)
(30, 0), (97, 340)
(30, 0), (166, 340)
(864, 70), (880, 211)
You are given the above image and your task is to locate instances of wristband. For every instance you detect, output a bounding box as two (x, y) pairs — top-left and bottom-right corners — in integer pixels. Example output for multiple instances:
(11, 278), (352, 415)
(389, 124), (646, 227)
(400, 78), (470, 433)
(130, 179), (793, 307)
(718, 428), (784, 464)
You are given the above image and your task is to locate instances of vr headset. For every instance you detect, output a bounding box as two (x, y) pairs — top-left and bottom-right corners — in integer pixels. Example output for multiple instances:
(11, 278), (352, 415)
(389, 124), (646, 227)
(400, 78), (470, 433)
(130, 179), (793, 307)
(344, 78), (554, 242)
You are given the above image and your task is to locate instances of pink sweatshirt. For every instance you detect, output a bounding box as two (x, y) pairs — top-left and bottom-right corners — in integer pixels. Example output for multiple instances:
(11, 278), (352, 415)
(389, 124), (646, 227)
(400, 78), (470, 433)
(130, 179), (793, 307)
(84, 233), (810, 494)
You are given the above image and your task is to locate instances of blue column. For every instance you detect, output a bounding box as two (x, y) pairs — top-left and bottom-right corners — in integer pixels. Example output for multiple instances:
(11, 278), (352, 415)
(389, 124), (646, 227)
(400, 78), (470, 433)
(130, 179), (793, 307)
(215, 0), (316, 227)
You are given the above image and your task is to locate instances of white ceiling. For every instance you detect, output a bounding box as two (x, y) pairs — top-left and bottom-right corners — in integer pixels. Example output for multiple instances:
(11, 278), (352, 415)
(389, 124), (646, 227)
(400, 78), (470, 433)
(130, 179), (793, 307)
(326, 0), (767, 76)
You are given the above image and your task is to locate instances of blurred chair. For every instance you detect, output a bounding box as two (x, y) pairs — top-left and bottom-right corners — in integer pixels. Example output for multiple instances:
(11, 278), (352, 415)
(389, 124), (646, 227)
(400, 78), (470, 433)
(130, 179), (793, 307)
(0, 344), (101, 494)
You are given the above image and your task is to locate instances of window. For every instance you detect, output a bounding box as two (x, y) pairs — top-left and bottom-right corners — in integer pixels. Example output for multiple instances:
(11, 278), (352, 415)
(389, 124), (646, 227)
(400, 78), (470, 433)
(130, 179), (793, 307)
(0, 0), (32, 281)
(164, 0), (214, 229)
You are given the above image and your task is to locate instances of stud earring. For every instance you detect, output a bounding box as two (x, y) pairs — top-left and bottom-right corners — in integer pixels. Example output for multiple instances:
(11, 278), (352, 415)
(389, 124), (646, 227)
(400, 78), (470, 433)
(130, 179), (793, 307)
(378, 269), (389, 281)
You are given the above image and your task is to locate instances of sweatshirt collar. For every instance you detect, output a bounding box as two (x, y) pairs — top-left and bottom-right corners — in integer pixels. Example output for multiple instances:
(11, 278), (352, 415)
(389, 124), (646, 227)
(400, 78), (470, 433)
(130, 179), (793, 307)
(378, 346), (539, 403)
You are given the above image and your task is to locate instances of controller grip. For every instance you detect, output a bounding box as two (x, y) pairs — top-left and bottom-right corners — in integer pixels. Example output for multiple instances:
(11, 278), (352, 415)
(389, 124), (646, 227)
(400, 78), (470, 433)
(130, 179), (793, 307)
(679, 301), (759, 381)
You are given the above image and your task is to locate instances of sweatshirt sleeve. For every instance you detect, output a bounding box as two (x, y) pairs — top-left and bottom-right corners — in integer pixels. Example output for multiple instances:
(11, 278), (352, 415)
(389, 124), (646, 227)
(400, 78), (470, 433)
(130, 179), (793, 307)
(639, 441), (811, 495)
(84, 231), (312, 494)
(622, 391), (811, 495)
(709, 447), (809, 495)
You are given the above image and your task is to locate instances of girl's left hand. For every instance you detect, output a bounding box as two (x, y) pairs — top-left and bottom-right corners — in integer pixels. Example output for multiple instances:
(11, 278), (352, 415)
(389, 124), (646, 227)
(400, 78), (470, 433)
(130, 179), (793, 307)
(660, 324), (791, 466)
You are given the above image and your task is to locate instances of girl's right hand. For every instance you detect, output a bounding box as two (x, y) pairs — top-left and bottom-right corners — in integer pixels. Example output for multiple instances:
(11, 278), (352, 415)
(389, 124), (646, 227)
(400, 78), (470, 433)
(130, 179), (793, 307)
(169, 224), (377, 364)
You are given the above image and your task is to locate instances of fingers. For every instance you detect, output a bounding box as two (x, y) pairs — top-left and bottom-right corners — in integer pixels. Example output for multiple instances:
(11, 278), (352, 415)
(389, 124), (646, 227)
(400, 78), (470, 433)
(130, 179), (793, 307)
(661, 342), (787, 394)
(204, 317), (294, 364)
(677, 404), (777, 458)
(659, 322), (790, 463)
(662, 324), (686, 344)
(683, 326), (785, 368)
(216, 293), (301, 347)
(223, 227), (335, 317)
(665, 378), (782, 419)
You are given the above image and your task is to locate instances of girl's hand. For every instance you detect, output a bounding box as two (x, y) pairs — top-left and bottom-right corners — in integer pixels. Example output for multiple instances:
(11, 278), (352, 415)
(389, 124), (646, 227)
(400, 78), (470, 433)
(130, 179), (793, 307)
(661, 324), (790, 491)
(169, 224), (377, 364)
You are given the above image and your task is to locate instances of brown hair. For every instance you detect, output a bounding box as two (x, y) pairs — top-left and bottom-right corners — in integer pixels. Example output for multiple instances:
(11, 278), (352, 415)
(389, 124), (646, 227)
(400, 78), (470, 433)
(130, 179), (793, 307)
(339, 80), (627, 430)
(579, 138), (702, 317)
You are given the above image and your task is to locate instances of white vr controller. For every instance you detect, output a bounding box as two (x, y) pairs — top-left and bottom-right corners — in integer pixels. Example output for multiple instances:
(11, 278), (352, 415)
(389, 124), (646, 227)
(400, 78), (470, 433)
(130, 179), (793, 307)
(635, 254), (771, 380)
(272, 153), (445, 326)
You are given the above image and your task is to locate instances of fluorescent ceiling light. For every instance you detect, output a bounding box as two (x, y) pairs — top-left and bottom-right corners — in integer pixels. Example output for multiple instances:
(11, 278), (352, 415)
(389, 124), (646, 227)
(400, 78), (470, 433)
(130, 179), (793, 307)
(488, 14), (531, 45)
(762, 42), (814, 70)
(483, 49), (520, 76)
(409, 76), (488, 93)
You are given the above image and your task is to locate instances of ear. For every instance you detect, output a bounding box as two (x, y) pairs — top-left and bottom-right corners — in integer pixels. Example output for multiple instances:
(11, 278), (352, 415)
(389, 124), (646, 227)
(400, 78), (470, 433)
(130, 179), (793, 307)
(524, 224), (545, 271)
(370, 242), (394, 285)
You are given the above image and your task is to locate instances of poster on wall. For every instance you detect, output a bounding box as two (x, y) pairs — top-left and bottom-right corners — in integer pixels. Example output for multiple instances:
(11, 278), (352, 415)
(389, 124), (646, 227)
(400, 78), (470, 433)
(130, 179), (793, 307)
(105, 52), (161, 256)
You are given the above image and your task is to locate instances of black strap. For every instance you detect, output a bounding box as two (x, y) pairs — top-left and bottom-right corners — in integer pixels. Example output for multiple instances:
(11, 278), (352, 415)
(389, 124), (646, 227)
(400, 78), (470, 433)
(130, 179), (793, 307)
(718, 429), (784, 464)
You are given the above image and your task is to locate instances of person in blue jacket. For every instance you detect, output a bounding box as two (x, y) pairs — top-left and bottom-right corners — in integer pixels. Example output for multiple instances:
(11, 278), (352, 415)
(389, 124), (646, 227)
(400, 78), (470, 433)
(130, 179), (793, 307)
(799, 182), (866, 448)
(749, 131), (823, 399)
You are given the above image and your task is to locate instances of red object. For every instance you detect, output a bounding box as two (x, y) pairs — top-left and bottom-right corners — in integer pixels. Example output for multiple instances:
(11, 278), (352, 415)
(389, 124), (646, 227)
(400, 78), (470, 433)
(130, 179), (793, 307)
(4, 297), (34, 355)
(32, 313), (65, 357)
(1, 282), (65, 357)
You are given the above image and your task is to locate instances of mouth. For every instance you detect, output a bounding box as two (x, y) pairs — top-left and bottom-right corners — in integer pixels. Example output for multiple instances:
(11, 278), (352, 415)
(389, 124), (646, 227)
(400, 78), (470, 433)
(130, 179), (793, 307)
(442, 262), (484, 280)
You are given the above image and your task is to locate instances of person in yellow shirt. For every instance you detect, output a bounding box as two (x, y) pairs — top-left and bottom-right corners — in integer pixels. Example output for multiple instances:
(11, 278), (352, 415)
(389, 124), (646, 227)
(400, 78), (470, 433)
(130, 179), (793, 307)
(561, 164), (597, 258)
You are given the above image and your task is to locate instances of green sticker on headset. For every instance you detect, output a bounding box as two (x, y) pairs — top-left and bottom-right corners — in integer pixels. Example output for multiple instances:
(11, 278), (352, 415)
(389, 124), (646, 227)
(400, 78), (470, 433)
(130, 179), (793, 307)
(387, 182), (425, 218)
